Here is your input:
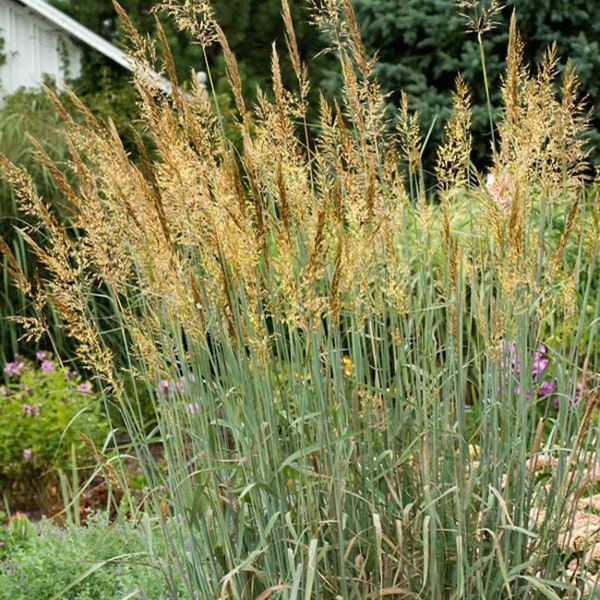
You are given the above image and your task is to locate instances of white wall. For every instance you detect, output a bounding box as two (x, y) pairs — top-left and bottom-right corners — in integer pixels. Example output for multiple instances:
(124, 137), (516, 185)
(0, 0), (82, 98)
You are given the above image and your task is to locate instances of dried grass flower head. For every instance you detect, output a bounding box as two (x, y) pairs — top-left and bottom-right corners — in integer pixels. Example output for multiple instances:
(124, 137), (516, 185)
(0, 0), (593, 386)
(155, 0), (217, 48)
(456, 0), (504, 37)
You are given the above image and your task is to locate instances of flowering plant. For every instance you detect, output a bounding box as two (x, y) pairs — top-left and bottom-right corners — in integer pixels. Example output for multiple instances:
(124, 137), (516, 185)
(499, 341), (558, 402)
(0, 352), (108, 483)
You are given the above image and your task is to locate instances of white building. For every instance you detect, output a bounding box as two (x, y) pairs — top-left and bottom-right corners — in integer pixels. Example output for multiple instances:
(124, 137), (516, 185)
(0, 0), (181, 99)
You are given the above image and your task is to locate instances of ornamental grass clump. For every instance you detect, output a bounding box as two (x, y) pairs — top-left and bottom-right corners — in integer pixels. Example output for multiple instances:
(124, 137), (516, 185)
(1, 0), (600, 597)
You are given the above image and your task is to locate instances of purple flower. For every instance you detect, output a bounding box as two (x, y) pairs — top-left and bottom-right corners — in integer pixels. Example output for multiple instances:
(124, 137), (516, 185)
(539, 380), (557, 396)
(36, 351), (46, 361)
(76, 383), (91, 394)
(531, 345), (549, 381)
(41, 360), (54, 372)
(22, 449), (32, 461)
(20, 384), (31, 395)
(499, 340), (556, 400)
(188, 402), (201, 414)
(4, 361), (24, 378)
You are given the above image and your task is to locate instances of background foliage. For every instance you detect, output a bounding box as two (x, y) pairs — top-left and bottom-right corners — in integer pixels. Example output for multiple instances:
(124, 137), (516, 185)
(353, 0), (600, 170)
(51, 0), (333, 101)
(0, 90), (76, 365)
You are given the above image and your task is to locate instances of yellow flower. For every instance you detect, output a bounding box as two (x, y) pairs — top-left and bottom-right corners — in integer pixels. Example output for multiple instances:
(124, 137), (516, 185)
(342, 355), (354, 376)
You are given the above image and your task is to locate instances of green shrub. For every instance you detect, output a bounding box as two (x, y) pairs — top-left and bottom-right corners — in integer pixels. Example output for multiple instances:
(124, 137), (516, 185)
(0, 511), (185, 599)
(0, 352), (108, 489)
(0, 512), (37, 555)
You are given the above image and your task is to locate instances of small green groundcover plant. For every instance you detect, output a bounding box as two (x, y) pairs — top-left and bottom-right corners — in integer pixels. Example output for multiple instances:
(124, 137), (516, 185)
(0, 510), (185, 599)
(0, 352), (108, 486)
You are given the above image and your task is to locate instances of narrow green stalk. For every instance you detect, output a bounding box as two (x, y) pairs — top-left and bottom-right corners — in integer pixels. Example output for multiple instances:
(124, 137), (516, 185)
(478, 33), (496, 151)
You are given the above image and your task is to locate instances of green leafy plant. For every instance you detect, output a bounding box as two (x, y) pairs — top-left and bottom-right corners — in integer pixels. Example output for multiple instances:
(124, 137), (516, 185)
(0, 511), (185, 599)
(0, 352), (108, 487)
(0, 512), (37, 558)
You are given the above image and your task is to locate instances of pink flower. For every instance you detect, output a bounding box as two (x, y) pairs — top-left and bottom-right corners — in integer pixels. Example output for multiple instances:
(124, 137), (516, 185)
(188, 402), (201, 414)
(22, 403), (41, 416)
(76, 383), (92, 394)
(41, 360), (54, 372)
(158, 374), (196, 399)
(158, 380), (171, 398)
(4, 361), (24, 378)
(575, 381), (584, 402)
(22, 449), (32, 461)
(0, 386), (7, 396)
(64, 370), (78, 381)
(36, 351), (46, 361)
(486, 171), (513, 211)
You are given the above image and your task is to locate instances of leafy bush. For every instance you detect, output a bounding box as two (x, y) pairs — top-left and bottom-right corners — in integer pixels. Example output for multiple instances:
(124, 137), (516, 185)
(0, 352), (108, 488)
(0, 512), (37, 555)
